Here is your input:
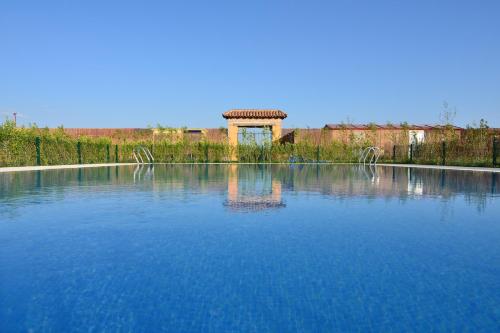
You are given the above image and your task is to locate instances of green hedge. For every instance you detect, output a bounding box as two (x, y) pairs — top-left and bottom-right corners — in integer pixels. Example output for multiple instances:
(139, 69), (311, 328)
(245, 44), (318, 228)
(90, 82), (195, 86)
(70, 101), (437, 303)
(0, 123), (114, 167)
(408, 141), (496, 167)
(0, 124), (37, 166)
(1, 121), (498, 167)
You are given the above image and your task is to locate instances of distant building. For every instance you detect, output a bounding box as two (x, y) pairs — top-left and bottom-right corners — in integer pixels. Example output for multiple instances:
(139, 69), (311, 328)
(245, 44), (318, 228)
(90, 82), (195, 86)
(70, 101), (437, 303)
(322, 124), (463, 149)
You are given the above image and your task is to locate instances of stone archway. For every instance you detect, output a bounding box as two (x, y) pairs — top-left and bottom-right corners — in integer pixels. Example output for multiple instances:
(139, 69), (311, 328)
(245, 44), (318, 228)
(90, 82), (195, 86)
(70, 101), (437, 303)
(222, 109), (287, 160)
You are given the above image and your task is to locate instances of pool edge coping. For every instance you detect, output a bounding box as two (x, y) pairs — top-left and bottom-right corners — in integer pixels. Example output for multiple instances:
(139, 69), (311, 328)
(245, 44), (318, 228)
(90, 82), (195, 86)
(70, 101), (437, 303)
(0, 163), (137, 173)
(376, 163), (500, 173)
(1, 162), (499, 173)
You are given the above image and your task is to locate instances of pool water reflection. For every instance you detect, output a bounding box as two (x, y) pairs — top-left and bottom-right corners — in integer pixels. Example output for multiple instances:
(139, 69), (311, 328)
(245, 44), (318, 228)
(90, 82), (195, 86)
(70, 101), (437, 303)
(0, 165), (499, 332)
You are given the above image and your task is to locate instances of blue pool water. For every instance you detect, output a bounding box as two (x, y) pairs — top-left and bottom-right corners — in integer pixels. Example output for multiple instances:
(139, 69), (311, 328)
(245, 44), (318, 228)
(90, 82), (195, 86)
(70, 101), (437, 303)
(1, 164), (499, 332)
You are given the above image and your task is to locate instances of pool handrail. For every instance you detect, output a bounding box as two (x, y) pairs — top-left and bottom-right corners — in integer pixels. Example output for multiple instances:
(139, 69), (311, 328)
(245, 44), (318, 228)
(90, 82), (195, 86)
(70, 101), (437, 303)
(133, 146), (154, 164)
(359, 147), (382, 165)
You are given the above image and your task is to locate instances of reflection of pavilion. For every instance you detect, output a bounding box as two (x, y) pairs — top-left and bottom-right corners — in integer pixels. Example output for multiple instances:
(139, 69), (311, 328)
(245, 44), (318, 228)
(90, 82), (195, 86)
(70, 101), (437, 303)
(224, 165), (285, 212)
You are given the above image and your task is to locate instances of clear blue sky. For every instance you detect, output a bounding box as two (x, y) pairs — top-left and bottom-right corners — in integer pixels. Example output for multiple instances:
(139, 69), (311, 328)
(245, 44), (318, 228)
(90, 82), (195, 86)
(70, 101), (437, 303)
(1, 0), (499, 128)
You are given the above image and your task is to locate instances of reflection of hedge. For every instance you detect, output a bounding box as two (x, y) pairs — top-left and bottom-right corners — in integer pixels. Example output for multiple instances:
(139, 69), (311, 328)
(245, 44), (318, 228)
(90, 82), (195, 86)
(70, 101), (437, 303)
(2, 165), (496, 212)
(1, 122), (498, 167)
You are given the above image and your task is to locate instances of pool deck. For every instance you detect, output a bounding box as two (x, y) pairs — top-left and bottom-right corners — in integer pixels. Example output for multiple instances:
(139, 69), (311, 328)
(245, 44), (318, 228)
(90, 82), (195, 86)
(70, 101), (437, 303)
(0, 162), (498, 173)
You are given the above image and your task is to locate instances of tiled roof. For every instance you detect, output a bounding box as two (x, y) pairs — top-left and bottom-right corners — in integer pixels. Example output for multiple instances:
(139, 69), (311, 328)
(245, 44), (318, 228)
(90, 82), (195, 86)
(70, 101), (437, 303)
(222, 109), (287, 119)
(324, 124), (463, 130)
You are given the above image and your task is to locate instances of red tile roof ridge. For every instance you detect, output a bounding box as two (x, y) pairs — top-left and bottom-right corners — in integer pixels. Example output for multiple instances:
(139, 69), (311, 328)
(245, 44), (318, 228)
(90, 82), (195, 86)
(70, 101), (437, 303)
(223, 109), (287, 119)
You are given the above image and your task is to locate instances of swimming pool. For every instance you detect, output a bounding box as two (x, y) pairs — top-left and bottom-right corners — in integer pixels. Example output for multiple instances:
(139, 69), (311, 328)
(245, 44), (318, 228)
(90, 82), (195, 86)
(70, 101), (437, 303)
(1, 164), (499, 332)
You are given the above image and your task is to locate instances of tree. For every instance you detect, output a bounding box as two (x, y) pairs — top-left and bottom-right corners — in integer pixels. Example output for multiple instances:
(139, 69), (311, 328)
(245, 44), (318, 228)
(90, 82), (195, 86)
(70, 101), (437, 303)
(439, 101), (457, 126)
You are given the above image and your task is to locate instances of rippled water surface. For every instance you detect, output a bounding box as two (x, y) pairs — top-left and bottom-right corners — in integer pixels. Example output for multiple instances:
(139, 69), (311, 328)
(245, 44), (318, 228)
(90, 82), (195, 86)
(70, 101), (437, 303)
(1, 165), (499, 332)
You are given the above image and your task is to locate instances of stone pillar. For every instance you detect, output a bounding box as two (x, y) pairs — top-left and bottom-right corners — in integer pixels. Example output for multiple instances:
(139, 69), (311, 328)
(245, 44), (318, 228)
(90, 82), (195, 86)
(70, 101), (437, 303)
(271, 121), (282, 142)
(228, 122), (239, 146)
(228, 121), (239, 161)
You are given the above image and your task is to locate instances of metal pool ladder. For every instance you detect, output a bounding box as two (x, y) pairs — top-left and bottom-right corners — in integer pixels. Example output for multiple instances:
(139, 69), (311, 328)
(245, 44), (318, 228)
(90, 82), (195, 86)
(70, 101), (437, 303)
(359, 147), (382, 165)
(133, 146), (154, 164)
